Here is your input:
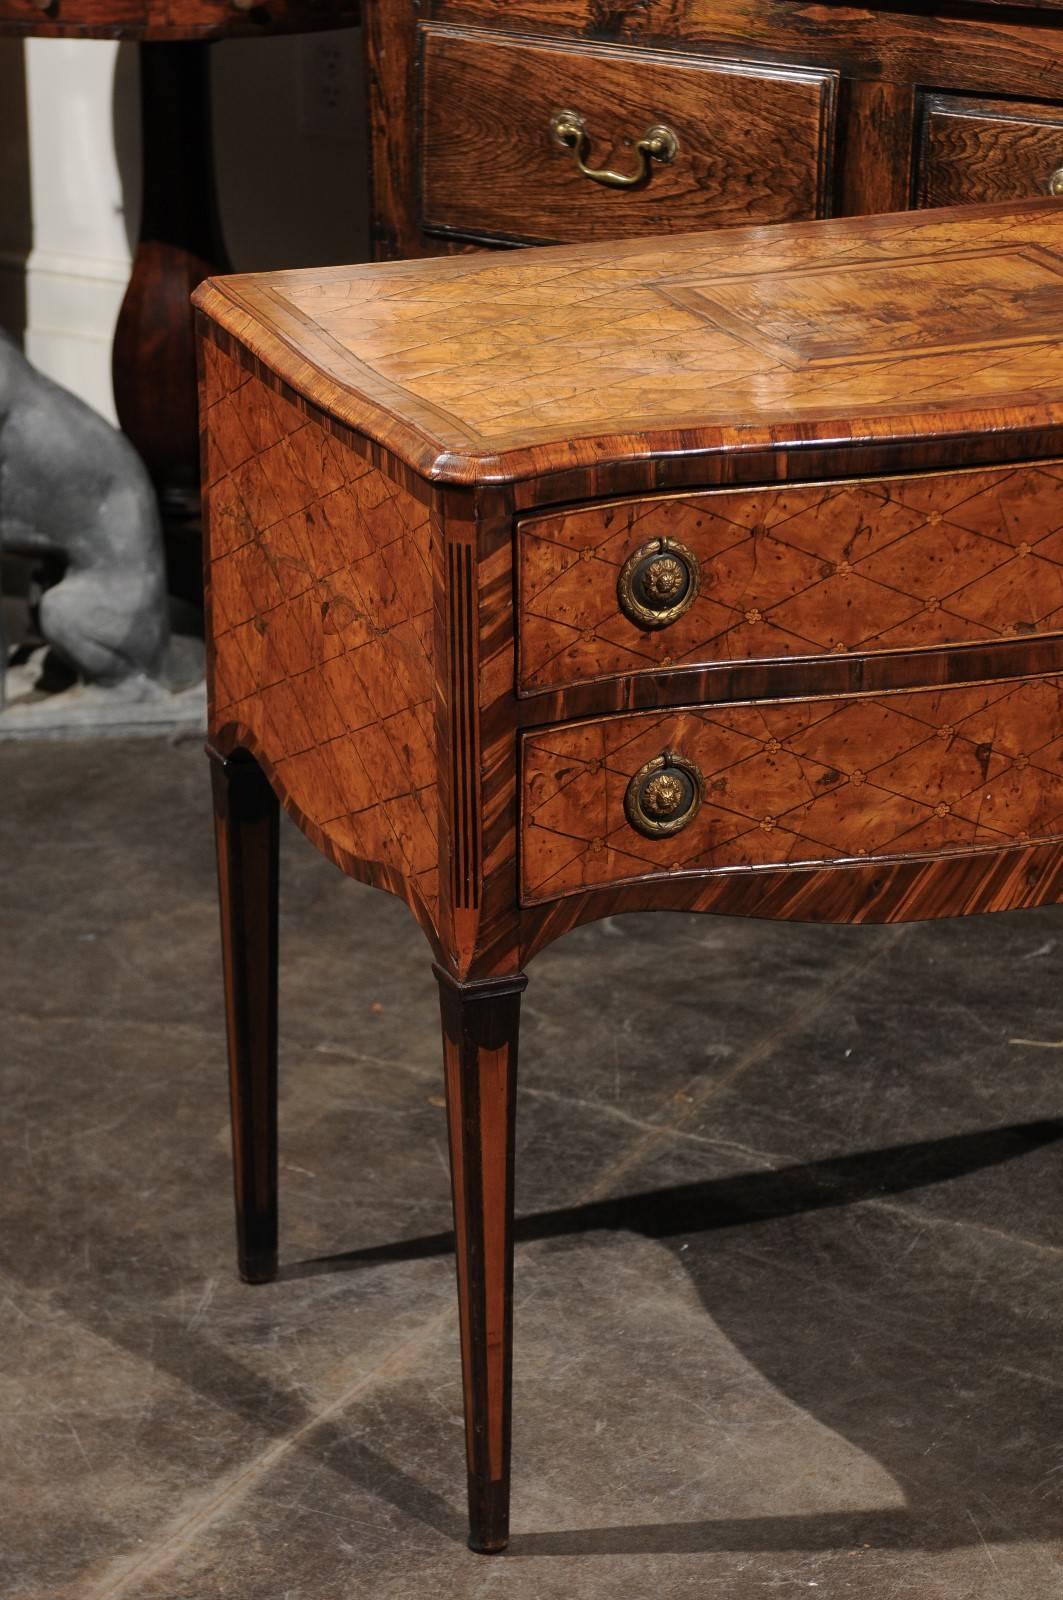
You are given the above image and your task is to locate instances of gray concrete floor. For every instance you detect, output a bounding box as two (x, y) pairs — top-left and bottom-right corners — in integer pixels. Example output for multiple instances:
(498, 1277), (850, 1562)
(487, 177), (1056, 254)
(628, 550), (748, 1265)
(2, 736), (1063, 1598)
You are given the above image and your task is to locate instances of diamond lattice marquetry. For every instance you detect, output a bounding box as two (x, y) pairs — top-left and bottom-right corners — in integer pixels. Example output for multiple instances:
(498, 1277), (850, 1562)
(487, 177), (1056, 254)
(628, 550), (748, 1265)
(204, 338), (439, 911)
(521, 678), (1063, 902)
(518, 465), (1063, 692)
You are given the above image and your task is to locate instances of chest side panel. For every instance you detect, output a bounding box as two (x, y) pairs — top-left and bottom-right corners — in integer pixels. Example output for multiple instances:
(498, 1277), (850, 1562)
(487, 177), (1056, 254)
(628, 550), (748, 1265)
(201, 335), (439, 916)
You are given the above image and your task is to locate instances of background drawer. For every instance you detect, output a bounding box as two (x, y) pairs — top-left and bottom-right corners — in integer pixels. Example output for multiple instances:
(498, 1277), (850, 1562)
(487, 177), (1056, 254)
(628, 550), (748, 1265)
(420, 26), (838, 244)
(520, 679), (1063, 903)
(916, 94), (1063, 207)
(518, 464), (1063, 694)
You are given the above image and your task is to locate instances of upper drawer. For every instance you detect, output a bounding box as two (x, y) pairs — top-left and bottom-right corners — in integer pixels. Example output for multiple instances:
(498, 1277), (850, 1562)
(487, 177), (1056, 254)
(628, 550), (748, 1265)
(419, 26), (838, 245)
(517, 463), (1063, 694)
(916, 94), (1063, 208)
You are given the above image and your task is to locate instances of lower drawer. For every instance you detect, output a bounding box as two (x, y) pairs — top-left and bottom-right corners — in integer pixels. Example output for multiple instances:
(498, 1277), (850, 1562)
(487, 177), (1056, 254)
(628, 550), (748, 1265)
(520, 678), (1063, 903)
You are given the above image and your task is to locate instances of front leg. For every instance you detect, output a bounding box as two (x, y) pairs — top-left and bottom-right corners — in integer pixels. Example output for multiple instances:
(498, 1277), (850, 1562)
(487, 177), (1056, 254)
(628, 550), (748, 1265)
(435, 966), (527, 1553)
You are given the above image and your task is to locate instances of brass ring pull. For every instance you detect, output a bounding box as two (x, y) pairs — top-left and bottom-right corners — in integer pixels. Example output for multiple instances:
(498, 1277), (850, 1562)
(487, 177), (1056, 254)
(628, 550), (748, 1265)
(550, 109), (679, 190)
(617, 536), (699, 629)
(625, 751), (704, 839)
(1049, 168), (1063, 197)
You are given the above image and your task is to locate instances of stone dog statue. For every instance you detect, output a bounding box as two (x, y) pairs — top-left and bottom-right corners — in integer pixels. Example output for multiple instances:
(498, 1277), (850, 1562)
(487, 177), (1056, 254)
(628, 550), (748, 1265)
(0, 332), (169, 697)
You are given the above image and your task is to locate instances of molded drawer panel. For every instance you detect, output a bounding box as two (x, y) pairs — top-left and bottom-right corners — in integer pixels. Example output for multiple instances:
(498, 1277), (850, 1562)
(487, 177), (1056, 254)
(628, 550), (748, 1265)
(420, 25), (838, 244)
(517, 463), (1063, 694)
(916, 94), (1063, 208)
(520, 678), (1063, 902)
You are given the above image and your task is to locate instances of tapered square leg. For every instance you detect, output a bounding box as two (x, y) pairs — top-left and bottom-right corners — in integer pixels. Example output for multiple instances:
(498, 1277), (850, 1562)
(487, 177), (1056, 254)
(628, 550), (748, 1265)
(209, 746), (280, 1285)
(435, 965), (527, 1554)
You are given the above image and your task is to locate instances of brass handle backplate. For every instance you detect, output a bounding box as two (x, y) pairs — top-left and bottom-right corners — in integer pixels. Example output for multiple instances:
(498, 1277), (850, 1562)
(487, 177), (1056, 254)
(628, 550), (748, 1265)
(550, 109), (679, 190)
(617, 537), (699, 629)
(1049, 167), (1063, 197)
(625, 751), (704, 839)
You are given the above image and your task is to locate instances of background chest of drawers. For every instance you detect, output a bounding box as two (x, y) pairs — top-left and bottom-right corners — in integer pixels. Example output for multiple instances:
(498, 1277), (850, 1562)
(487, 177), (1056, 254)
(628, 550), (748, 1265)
(364, 0), (1063, 257)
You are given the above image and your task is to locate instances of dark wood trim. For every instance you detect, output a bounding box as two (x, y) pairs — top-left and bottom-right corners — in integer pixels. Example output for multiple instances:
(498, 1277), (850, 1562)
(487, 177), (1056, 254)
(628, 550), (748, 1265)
(838, 78), (916, 215)
(512, 636), (1063, 727)
(512, 839), (1063, 973)
(365, 0), (421, 259)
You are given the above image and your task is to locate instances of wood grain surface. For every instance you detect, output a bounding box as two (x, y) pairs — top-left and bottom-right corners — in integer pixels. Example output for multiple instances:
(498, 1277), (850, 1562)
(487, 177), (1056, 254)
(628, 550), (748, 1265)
(916, 95), (1063, 211)
(521, 677), (1063, 901)
(193, 201), (1063, 485)
(0, 0), (355, 39)
(429, 1), (1063, 101)
(420, 25), (837, 245)
(518, 463), (1063, 693)
(200, 334), (441, 934)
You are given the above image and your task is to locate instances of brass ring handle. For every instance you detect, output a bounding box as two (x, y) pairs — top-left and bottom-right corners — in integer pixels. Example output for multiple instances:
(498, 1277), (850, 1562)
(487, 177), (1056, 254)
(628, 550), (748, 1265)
(617, 537), (700, 629)
(1049, 168), (1063, 197)
(625, 751), (704, 839)
(550, 109), (679, 190)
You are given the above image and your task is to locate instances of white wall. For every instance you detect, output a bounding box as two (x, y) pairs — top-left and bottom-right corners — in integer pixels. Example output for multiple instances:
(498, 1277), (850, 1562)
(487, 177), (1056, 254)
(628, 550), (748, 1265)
(0, 28), (368, 423)
(23, 40), (138, 422)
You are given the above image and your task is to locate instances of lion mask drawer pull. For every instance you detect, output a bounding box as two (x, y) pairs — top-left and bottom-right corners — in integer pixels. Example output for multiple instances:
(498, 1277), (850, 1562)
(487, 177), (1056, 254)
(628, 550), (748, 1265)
(625, 751), (704, 838)
(617, 536), (700, 629)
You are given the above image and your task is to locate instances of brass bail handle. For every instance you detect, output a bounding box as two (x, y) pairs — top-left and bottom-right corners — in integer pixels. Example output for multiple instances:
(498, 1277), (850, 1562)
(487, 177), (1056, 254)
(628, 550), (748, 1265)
(550, 108), (679, 190)
(1050, 168), (1063, 197)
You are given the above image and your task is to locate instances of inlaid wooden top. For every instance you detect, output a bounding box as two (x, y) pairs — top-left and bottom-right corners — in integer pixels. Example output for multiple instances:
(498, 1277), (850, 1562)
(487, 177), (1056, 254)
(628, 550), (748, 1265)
(193, 199), (1063, 485)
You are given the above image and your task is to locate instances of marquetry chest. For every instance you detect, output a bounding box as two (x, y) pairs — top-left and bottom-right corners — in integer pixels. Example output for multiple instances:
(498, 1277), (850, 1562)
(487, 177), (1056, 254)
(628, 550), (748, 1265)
(195, 198), (1063, 1553)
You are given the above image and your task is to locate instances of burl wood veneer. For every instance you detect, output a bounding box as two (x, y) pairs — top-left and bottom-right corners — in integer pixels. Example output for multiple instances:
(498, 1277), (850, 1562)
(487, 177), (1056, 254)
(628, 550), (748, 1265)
(195, 199), (1063, 1553)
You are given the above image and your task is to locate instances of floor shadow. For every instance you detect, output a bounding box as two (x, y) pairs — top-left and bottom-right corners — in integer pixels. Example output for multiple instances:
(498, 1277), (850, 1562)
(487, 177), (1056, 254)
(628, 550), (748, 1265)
(282, 1116), (1063, 1557)
(280, 1118), (1063, 1278)
(3, 1118), (1059, 1564)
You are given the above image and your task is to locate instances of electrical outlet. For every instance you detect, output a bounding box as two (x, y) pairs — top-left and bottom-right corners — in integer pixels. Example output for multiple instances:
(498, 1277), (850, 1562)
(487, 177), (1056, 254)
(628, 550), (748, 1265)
(299, 36), (358, 142)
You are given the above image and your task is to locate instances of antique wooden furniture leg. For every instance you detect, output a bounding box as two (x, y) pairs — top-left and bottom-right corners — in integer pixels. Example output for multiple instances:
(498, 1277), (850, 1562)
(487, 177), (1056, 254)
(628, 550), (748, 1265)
(208, 745), (280, 1286)
(435, 967), (527, 1553)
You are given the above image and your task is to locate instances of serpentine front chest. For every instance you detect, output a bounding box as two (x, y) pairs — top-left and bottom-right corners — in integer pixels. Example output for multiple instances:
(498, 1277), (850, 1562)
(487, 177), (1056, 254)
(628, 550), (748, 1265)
(195, 197), (1063, 1551)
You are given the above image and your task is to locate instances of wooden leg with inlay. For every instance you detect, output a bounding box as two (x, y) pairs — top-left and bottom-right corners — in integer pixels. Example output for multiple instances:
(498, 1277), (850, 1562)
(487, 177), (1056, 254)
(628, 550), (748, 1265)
(435, 965), (527, 1554)
(209, 745), (280, 1286)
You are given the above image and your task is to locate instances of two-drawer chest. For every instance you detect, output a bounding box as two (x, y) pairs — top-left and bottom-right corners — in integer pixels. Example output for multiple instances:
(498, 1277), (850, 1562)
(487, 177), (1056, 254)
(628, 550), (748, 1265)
(195, 198), (1063, 1551)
